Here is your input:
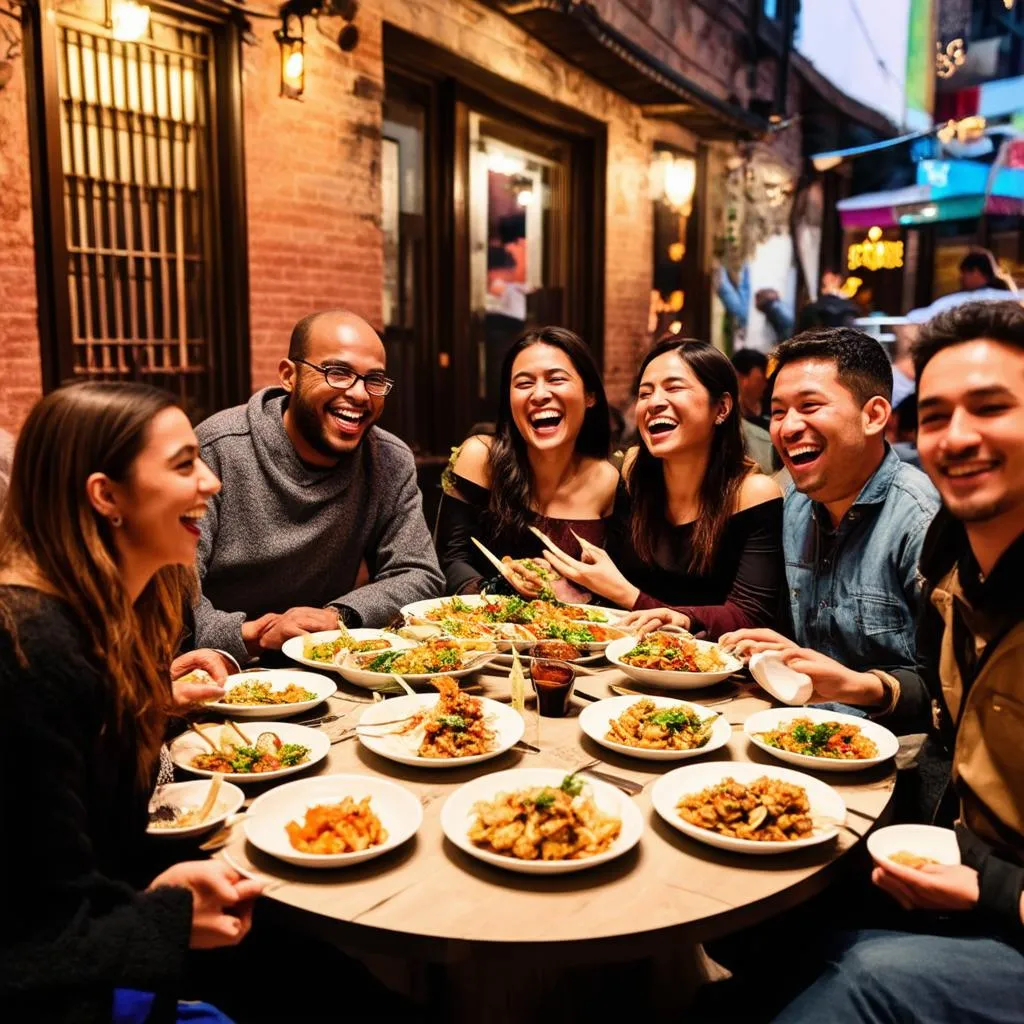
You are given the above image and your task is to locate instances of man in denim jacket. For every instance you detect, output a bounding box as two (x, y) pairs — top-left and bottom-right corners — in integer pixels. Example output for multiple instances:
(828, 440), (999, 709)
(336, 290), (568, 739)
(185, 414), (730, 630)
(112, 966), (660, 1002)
(721, 327), (939, 682)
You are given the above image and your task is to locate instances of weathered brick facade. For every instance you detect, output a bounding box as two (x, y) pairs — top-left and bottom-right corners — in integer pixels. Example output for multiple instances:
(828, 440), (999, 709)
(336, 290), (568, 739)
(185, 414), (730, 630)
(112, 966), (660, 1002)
(0, 0), (802, 435)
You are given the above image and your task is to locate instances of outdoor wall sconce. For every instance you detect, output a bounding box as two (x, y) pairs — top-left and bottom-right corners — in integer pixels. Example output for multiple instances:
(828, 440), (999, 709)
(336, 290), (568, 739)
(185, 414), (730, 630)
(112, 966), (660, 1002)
(275, 13), (305, 100)
(649, 150), (697, 216)
(108, 0), (151, 42)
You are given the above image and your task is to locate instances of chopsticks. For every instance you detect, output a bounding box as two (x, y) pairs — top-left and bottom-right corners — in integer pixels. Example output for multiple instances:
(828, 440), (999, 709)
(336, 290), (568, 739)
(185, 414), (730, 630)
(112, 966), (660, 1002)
(527, 525), (573, 560)
(189, 722), (219, 752)
(196, 774), (224, 824)
(472, 536), (513, 579)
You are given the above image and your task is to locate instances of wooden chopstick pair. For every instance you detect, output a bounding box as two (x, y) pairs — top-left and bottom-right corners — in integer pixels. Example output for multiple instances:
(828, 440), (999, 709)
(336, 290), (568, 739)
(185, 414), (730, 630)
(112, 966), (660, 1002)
(190, 719), (253, 752)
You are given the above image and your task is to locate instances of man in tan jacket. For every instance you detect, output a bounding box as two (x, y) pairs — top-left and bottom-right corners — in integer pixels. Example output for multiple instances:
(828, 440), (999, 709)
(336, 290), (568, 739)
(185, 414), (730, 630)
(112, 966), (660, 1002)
(772, 301), (1024, 1023)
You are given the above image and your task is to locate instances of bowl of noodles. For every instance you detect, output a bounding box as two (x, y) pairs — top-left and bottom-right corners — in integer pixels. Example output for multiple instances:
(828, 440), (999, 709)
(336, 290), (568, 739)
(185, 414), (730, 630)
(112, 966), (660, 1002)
(605, 631), (741, 689)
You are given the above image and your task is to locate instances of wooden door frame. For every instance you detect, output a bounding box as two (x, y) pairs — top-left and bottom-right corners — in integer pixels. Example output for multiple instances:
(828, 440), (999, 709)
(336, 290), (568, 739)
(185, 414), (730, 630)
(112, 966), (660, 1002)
(23, 0), (251, 411)
(384, 24), (607, 451)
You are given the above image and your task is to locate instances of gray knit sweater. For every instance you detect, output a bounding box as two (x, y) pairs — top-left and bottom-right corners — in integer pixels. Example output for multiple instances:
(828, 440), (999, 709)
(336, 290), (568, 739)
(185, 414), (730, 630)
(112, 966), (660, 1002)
(193, 388), (444, 663)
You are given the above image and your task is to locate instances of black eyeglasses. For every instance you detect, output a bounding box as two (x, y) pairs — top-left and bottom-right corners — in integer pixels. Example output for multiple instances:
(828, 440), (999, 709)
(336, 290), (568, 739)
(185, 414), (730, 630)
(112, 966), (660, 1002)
(294, 359), (395, 397)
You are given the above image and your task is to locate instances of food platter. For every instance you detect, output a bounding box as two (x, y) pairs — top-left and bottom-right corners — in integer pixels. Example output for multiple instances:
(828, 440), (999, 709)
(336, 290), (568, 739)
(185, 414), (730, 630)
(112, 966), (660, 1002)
(169, 720), (330, 783)
(578, 694), (732, 762)
(744, 707), (899, 772)
(651, 761), (846, 855)
(356, 690), (525, 768)
(281, 628), (413, 674)
(440, 767), (643, 875)
(244, 774), (423, 868)
(204, 669), (337, 719)
(605, 634), (741, 689)
(399, 594), (630, 653)
(335, 637), (500, 691)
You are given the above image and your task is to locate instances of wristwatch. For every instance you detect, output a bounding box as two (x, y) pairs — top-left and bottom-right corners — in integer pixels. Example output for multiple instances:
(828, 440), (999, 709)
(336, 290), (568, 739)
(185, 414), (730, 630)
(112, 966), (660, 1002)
(326, 604), (361, 628)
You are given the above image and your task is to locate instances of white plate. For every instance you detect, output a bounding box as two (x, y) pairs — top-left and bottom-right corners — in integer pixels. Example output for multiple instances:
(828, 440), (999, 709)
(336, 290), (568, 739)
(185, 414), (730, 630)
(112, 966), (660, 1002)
(337, 642), (500, 691)
(281, 629), (413, 674)
(651, 761), (846, 855)
(605, 635), (742, 690)
(744, 707), (899, 772)
(356, 693), (525, 768)
(400, 596), (629, 652)
(866, 824), (961, 870)
(147, 780), (246, 838)
(204, 669), (337, 719)
(578, 694), (732, 762)
(244, 774), (423, 868)
(440, 767), (643, 874)
(169, 720), (330, 784)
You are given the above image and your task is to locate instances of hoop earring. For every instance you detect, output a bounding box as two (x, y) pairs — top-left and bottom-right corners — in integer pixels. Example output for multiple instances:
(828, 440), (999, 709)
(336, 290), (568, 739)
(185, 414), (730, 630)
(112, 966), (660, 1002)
(110, 513), (123, 528)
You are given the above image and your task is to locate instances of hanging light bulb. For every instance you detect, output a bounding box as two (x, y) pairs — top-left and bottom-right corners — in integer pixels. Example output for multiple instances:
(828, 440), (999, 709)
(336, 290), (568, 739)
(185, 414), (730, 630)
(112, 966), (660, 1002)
(110, 1), (151, 42)
(275, 15), (305, 100)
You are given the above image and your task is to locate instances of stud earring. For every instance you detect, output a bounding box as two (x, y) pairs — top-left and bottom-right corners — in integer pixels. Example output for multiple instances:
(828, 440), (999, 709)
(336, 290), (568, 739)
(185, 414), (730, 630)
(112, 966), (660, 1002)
(110, 513), (123, 528)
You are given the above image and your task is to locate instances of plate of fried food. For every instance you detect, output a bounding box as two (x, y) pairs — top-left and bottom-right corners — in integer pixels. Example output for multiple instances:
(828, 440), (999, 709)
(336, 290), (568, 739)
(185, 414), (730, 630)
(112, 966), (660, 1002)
(281, 628), (413, 673)
(440, 767), (643, 874)
(336, 636), (499, 690)
(651, 761), (847, 854)
(605, 631), (742, 689)
(356, 677), (524, 768)
(169, 720), (330, 783)
(399, 594), (630, 652)
(244, 774), (423, 868)
(745, 707), (899, 772)
(147, 777), (246, 838)
(203, 669), (337, 719)
(866, 824), (960, 872)
(578, 694), (732, 762)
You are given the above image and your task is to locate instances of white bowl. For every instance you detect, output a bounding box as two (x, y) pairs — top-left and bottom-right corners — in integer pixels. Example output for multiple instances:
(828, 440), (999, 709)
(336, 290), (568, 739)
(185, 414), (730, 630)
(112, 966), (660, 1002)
(578, 694), (732, 762)
(400, 596), (628, 652)
(169, 720), (330, 783)
(744, 707), (899, 773)
(867, 824), (961, 870)
(748, 651), (813, 705)
(281, 629), (413, 674)
(651, 761), (846, 855)
(337, 643), (499, 691)
(441, 767), (644, 874)
(356, 692), (525, 768)
(244, 774), (423, 868)
(204, 669), (337, 719)
(605, 635), (742, 690)
(147, 780), (246, 838)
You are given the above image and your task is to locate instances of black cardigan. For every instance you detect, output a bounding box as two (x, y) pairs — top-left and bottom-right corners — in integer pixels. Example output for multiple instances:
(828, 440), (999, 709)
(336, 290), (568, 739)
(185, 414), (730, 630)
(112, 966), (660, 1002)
(0, 587), (192, 1023)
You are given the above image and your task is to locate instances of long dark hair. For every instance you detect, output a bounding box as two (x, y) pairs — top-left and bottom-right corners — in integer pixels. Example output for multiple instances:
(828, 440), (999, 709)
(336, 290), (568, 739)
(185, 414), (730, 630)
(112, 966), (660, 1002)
(488, 327), (610, 539)
(628, 339), (754, 574)
(0, 382), (196, 790)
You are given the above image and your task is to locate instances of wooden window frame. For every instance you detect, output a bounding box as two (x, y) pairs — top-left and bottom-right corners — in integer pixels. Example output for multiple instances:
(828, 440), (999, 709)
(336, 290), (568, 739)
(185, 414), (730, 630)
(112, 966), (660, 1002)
(23, 0), (251, 414)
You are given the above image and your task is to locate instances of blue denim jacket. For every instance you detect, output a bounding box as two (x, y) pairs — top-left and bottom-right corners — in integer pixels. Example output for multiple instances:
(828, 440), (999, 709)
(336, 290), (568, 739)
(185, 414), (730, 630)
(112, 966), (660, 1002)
(783, 447), (939, 671)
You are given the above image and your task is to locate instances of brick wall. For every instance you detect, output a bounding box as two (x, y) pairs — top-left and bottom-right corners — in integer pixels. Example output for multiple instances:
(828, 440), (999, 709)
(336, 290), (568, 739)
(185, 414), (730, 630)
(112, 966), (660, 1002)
(0, 20), (43, 437)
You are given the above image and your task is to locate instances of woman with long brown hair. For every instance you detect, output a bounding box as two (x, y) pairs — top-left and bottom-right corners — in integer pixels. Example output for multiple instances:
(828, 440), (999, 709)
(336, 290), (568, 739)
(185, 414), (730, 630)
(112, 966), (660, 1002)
(0, 382), (260, 1022)
(542, 339), (784, 639)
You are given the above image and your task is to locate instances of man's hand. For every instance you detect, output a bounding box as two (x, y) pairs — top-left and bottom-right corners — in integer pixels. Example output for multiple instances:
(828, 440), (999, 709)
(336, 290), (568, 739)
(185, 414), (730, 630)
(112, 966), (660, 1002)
(170, 649), (234, 708)
(718, 627), (797, 659)
(873, 861), (980, 913)
(777, 647), (887, 706)
(755, 288), (780, 312)
(258, 607), (341, 651)
(241, 612), (282, 658)
(620, 607), (691, 636)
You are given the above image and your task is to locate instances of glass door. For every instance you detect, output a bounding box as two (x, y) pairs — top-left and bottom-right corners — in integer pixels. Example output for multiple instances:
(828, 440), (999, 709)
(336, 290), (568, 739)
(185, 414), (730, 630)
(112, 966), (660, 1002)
(467, 112), (569, 426)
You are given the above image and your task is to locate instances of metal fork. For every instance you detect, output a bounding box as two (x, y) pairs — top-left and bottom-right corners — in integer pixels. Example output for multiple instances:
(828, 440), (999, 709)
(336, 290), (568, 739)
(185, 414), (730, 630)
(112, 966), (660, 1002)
(574, 759), (645, 796)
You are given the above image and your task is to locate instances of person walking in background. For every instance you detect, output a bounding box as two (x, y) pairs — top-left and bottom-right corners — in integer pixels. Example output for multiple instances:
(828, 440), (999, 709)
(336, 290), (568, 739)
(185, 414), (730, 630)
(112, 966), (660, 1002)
(959, 248), (1016, 293)
(731, 349), (770, 428)
(796, 269), (859, 332)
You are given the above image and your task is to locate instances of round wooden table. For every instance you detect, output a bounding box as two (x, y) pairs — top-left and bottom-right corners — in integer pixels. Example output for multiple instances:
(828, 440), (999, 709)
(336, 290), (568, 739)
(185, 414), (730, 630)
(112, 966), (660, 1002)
(221, 666), (897, 1018)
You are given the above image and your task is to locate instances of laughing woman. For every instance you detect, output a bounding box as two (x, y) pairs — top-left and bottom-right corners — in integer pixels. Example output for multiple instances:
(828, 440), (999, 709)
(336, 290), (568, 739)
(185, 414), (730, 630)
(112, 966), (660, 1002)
(435, 327), (619, 599)
(0, 383), (260, 1023)
(542, 339), (784, 639)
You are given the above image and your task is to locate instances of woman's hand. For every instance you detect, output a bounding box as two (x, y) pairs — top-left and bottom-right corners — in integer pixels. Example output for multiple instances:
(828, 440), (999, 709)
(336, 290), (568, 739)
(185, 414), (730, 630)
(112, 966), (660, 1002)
(872, 860), (979, 913)
(498, 558), (546, 599)
(539, 535), (640, 609)
(170, 649), (234, 708)
(619, 607), (691, 636)
(149, 860), (263, 950)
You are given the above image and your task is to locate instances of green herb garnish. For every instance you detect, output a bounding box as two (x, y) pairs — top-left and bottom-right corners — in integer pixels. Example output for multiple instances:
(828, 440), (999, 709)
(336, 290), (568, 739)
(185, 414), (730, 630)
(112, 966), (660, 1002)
(543, 621), (596, 644)
(367, 649), (404, 673)
(647, 707), (701, 732)
(533, 789), (556, 810)
(560, 773), (584, 797)
(437, 714), (467, 732)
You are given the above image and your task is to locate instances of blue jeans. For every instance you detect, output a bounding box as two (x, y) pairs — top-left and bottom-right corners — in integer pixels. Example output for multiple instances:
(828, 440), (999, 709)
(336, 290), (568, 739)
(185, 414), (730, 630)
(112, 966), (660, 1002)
(772, 929), (1024, 1024)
